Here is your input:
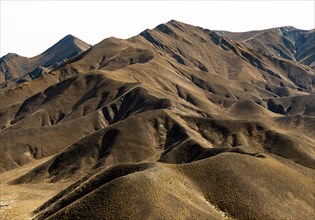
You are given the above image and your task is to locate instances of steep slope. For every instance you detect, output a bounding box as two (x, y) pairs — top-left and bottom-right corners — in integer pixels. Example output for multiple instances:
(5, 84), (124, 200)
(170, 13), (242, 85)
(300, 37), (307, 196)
(216, 26), (315, 68)
(1, 18), (314, 177)
(0, 35), (90, 89)
(0, 20), (314, 219)
(31, 34), (91, 69)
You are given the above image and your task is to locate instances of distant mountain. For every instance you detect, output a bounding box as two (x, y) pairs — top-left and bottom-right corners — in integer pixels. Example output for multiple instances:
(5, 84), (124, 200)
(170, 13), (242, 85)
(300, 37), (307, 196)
(0, 34), (90, 89)
(216, 26), (315, 68)
(0, 20), (314, 220)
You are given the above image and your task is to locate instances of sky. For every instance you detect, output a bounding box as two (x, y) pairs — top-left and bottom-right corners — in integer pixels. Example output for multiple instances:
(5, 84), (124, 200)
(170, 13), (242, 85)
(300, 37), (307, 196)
(0, 0), (314, 57)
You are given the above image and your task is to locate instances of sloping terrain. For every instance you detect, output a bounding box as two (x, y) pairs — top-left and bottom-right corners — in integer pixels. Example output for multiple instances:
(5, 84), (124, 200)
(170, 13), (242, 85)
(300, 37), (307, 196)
(216, 26), (315, 68)
(0, 35), (91, 89)
(0, 20), (314, 219)
(32, 154), (315, 220)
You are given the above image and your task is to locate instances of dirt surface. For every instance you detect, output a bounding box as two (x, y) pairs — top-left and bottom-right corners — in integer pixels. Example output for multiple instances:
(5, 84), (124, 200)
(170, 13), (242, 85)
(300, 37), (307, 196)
(0, 157), (71, 220)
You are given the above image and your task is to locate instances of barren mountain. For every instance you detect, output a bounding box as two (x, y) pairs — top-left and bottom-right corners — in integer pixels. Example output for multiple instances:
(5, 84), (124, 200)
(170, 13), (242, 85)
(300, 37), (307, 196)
(0, 20), (314, 219)
(0, 35), (90, 89)
(216, 26), (315, 68)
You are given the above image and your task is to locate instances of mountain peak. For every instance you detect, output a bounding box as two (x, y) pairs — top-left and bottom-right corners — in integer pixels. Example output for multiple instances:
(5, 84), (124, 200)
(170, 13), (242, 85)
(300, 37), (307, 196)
(33, 35), (91, 66)
(59, 34), (77, 42)
(64, 34), (76, 39)
(41, 34), (89, 54)
(60, 34), (87, 44)
(275, 26), (299, 34)
(0, 35), (91, 86)
(167, 19), (181, 24)
(278, 25), (297, 30)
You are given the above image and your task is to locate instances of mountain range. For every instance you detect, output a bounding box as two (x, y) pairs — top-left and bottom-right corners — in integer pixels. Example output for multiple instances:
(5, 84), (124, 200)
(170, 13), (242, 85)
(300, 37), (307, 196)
(0, 20), (314, 219)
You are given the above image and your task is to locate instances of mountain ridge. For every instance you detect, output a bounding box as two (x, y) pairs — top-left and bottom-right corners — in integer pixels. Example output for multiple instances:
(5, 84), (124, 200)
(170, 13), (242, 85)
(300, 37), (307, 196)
(216, 25), (315, 68)
(0, 20), (314, 219)
(0, 34), (91, 89)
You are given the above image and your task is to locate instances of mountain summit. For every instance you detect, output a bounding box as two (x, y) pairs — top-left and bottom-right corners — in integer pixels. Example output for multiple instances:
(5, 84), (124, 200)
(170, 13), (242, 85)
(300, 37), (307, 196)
(0, 35), (90, 89)
(33, 34), (91, 68)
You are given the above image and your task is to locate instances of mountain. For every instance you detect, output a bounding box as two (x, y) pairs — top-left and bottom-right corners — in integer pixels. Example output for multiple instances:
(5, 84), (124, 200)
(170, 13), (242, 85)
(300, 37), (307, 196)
(216, 26), (315, 68)
(0, 20), (314, 219)
(0, 35), (91, 89)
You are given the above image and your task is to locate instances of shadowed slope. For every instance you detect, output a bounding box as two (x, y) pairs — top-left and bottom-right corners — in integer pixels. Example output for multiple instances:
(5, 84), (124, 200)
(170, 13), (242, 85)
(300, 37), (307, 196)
(11, 111), (315, 184)
(0, 20), (314, 220)
(1, 20), (314, 174)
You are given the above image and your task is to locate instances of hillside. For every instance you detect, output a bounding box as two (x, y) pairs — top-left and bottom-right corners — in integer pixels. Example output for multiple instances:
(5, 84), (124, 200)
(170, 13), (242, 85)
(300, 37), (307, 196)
(0, 20), (314, 219)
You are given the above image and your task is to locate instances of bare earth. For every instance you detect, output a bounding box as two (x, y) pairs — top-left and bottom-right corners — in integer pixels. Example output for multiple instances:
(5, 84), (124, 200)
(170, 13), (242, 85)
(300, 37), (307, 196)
(0, 20), (314, 219)
(0, 157), (71, 220)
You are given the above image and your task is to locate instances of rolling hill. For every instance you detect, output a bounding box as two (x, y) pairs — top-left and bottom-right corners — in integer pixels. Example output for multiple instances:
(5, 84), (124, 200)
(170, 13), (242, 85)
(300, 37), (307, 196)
(0, 20), (314, 219)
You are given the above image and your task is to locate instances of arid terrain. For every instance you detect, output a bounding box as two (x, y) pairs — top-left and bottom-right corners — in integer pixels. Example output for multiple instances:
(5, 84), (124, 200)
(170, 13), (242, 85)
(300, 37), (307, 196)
(0, 20), (314, 219)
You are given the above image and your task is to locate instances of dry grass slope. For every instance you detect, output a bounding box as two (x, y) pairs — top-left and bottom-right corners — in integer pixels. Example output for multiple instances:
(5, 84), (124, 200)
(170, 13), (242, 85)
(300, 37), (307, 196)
(0, 20), (314, 219)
